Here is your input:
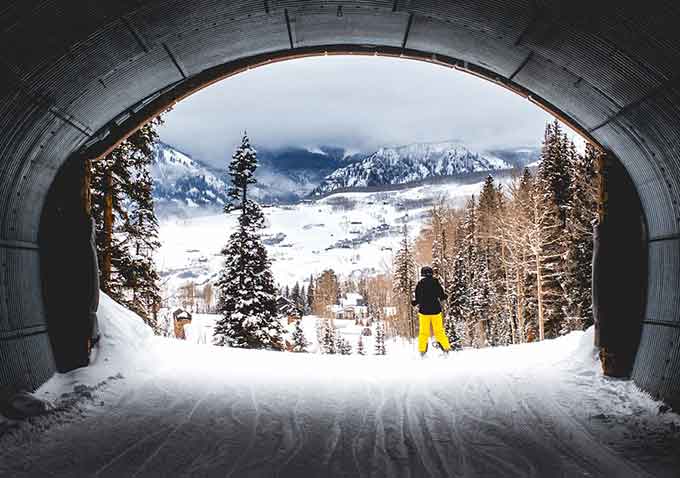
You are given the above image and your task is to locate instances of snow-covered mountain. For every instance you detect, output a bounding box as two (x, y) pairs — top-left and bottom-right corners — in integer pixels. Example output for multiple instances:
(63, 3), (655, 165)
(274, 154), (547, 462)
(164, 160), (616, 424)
(484, 147), (541, 170)
(310, 141), (513, 196)
(255, 146), (361, 202)
(152, 142), (230, 217)
(151, 141), (538, 216)
(151, 143), (362, 216)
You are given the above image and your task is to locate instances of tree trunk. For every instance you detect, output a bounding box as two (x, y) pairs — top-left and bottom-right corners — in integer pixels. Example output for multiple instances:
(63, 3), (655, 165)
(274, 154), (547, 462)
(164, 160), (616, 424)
(502, 243), (515, 344)
(536, 256), (545, 341)
(101, 167), (114, 293)
(515, 267), (524, 343)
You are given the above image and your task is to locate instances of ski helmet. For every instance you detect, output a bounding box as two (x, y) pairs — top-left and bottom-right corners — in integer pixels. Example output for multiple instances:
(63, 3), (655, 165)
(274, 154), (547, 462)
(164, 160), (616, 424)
(420, 266), (434, 277)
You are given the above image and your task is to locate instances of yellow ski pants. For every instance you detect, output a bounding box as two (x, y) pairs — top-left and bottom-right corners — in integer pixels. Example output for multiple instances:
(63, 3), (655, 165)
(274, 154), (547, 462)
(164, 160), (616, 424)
(418, 313), (451, 353)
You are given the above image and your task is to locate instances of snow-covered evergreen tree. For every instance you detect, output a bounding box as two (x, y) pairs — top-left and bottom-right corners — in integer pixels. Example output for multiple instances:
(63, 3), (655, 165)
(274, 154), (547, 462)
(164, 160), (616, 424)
(315, 316), (325, 350)
(91, 116), (163, 331)
(339, 336), (352, 355)
(291, 319), (308, 353)
(213, 133), (284, 350)
(540, 120), (573, 226)
(300, 285), (307, 312)
(306, 274), (315, 314)
(446, 249), (468, 349)
(356, 335), (365, 355)
(290, 282), (302, 310)
(561, 142), (599, 333)
(119, 154), (162, 332)
(475, 175), (517, 346)
(463, 251), (495, 347)
(393, 224), (417, 338)
(477, 175), (502, 258)
(320, 320), (337, 354)
(534, 121), (574, 338)
(374, 321), (386, 355)
(460, 197), (487, 346)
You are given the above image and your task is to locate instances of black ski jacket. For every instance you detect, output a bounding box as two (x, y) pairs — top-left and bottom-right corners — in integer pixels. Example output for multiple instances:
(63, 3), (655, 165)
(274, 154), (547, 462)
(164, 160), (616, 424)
(411, 277), (447, 315)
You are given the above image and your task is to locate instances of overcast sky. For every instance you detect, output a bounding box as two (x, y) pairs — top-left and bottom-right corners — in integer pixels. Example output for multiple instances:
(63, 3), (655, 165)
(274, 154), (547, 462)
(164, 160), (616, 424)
(159, 55), (559, 167)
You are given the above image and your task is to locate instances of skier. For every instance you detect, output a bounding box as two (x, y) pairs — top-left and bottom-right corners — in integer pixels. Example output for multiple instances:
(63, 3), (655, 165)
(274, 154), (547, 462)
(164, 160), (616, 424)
(411, 266), (451, 357)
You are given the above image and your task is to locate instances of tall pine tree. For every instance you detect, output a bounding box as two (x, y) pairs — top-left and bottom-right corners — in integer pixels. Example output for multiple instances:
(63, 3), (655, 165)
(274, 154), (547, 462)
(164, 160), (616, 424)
(356, 335), (366, 355)
(213, 133), (284, 349)
(91, 117), (162, 332)
(393, 224), (417, 338)
(561, 143), (600, 332)
(306, 275), (315, 314)
(446, 248), (468, 349)
(291, 320), (308, 352)
(320, 320), (337, 354)
(339, 336), (352, 355)
(374, 320), (386, 355)
(540, 120), (573, 225)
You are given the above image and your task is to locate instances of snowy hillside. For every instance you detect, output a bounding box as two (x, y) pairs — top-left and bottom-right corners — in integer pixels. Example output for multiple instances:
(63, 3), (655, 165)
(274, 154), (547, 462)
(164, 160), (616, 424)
(311, 141), (513, 196)
(156, 177), (512, 299)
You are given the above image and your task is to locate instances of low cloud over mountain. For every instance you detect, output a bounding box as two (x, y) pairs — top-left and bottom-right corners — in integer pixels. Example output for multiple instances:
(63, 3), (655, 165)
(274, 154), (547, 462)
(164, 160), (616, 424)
(151, 141), (538, 216)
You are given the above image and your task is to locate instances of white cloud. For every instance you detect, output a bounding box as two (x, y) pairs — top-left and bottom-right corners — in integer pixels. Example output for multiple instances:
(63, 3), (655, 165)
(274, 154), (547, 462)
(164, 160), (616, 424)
(159, 55), (557, 167)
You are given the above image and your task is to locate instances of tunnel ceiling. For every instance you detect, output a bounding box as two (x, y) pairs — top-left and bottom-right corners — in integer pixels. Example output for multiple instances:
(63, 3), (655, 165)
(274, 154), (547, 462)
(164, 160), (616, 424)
(1, 0), (680, 407)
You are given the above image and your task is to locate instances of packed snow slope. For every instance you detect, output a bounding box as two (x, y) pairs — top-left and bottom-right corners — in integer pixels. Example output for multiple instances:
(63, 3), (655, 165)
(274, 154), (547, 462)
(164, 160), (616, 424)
(1, 295), (678, 477)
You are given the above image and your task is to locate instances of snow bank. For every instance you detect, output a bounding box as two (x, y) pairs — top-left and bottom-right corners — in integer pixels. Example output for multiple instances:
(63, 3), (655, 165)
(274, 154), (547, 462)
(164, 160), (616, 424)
(0, 294), (155, 446)
(37, 292), (155, 398)
(569, 325), (600, 371)
(96, 292), (154, 352)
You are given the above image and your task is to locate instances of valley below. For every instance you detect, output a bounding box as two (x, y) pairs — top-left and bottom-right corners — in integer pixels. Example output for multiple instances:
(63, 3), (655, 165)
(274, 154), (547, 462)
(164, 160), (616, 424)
(156, 177), (508, 300)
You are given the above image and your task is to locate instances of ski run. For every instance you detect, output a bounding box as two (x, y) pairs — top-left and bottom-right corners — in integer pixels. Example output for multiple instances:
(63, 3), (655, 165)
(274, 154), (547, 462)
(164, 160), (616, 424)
(1, 293), (678, 477)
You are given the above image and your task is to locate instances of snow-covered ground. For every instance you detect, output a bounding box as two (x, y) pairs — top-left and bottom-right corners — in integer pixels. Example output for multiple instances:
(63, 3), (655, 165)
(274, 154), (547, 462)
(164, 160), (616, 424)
(1, 295), (679, 477)
(183, 313), (382, 355)
(156, 178), (504, 296)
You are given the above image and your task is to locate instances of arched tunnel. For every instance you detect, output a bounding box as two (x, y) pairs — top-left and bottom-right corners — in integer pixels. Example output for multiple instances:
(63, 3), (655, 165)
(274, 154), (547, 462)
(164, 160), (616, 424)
(0, 0), (677, 411)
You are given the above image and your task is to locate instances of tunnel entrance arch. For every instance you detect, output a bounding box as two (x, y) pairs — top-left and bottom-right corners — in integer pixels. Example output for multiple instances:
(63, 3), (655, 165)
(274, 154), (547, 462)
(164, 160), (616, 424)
(0, 1), (676, 410)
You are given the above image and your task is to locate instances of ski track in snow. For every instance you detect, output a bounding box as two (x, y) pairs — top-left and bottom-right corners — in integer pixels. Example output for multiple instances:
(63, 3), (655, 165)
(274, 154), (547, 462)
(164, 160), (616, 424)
(1, 303), (679, 477)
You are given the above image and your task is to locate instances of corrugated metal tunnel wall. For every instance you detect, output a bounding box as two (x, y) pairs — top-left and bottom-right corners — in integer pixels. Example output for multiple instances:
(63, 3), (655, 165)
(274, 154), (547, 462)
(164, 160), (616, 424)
(0, 1), (679, 407)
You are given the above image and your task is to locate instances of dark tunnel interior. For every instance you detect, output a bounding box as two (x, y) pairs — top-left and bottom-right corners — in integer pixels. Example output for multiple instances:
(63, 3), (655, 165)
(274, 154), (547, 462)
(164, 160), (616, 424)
(0, 1), (678, 411)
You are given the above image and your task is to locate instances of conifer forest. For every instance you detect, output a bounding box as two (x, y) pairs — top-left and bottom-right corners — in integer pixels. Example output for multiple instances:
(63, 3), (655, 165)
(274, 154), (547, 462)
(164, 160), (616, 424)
(402, 121), (600, 348)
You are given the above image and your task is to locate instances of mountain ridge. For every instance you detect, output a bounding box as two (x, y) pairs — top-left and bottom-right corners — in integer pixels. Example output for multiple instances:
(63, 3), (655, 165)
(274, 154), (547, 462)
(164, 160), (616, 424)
(151, 141), (539, 216)
(151, 141), (230, 217)
(309, 140), (517, 196)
